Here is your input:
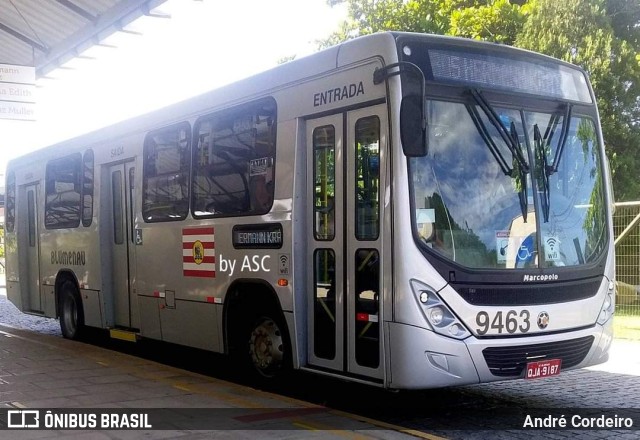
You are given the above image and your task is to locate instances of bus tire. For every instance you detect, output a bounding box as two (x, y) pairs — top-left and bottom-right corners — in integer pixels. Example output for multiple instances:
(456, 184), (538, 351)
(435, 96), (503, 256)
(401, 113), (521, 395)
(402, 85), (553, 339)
(59, 280), (85, 340)
(237, 309), (291, 384)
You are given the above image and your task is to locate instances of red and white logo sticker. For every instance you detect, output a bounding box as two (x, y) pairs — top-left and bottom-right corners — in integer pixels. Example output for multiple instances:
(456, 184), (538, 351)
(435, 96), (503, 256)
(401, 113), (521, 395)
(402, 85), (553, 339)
(183, 227), (215, 278)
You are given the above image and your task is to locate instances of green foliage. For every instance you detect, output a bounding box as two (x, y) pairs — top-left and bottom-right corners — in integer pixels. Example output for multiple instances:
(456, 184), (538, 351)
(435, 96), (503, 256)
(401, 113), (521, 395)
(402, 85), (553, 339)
(449, 0), (527, 44)
(516, 0), (640, 201)
(318, 1), (446, 48)
(324, 0), (640, 201)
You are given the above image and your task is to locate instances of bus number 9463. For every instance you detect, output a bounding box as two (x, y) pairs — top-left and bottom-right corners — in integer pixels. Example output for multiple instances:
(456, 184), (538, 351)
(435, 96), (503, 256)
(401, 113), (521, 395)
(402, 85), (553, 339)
(476, 310), (530, 335)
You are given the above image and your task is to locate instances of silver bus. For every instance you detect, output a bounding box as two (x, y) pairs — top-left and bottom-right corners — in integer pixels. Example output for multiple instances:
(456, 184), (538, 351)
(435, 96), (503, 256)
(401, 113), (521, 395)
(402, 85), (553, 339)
(4, 32), (615, 389)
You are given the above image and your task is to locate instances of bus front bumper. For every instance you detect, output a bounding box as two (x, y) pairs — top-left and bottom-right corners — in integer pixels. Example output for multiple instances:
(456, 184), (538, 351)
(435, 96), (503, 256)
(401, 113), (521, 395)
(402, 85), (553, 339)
(387, 319), (612, 390)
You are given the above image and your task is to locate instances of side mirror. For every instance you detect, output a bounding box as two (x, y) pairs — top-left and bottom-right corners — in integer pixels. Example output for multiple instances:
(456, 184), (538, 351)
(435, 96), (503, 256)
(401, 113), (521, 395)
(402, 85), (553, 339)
(374, 62), (428, 158)
(400, 94), (427, 157)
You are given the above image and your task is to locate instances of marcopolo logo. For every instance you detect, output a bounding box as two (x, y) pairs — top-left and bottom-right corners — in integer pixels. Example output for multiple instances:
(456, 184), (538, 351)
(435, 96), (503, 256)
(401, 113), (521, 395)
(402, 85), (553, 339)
(537, 311), (550, 330)
(523, 274), (559, 282)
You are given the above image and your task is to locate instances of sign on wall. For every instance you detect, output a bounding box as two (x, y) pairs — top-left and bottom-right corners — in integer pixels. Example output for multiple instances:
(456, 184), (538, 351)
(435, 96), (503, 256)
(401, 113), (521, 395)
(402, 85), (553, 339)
(0, 63), (35, 121)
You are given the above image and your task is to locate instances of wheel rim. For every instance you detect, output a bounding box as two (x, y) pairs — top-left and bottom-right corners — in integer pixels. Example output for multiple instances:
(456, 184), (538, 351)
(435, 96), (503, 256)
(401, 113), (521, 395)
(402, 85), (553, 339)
(248, 317), (284, 377)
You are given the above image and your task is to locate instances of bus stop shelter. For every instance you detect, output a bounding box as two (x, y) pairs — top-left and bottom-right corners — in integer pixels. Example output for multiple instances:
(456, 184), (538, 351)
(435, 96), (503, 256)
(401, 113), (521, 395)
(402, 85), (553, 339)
(0, 0), (168, 77)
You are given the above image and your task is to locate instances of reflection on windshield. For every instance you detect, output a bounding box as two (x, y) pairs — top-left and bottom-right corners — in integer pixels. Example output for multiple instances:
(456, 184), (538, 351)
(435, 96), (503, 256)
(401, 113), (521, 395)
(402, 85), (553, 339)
(466, 90), (530, 222)
(410, 100), (607, 270)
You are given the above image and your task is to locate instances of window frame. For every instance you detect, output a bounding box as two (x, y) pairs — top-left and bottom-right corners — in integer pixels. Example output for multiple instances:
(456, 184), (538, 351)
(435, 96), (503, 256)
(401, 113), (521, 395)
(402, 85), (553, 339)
(81, 149), (94, 227)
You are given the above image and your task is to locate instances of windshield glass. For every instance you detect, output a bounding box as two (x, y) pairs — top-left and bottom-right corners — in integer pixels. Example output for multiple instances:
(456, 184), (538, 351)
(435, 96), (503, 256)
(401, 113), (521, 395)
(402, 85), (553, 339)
(410, 99), (607, 270)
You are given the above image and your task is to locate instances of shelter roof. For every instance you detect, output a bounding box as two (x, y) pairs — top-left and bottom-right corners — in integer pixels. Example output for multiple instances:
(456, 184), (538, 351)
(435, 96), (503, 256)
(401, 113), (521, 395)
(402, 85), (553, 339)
(0, 0), (167, 77)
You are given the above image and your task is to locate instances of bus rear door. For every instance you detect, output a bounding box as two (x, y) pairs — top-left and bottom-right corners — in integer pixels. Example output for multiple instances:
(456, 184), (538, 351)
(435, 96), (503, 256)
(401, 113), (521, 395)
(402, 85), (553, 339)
(103, 161), (139, 330)
(20, 183), (42, 313)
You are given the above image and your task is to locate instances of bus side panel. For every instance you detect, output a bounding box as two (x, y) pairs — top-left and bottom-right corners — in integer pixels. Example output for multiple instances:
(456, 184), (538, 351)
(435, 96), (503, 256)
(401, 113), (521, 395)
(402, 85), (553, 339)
(138, 296), (162, 340)
(41, 228), (101, 320)
(134, 223), (185, 341)
(80, 289), (104, 328)
(5, 238), (21, 311)
(134, 221), (224, 352)
(42, 285), (55, 317)
(158, 301), (220, 352)
(6, 282), (21, 310)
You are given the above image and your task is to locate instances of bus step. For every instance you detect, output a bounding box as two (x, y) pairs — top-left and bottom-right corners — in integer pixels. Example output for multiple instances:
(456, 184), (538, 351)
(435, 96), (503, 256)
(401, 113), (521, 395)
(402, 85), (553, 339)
(109, 328), (138, 342)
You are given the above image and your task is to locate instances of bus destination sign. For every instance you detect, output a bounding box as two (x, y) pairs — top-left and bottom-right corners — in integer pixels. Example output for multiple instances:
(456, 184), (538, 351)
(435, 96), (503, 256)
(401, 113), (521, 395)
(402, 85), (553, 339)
(233, 223), (283, 249)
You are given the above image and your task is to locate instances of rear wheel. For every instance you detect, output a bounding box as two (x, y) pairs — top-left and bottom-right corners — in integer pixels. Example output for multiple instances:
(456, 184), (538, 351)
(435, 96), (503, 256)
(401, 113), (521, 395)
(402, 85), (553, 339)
(59, 280), (84, 340)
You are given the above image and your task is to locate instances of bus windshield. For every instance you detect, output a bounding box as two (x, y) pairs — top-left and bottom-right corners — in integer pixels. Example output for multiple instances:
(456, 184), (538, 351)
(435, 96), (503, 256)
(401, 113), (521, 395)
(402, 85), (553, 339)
(410, 99), (607, 269)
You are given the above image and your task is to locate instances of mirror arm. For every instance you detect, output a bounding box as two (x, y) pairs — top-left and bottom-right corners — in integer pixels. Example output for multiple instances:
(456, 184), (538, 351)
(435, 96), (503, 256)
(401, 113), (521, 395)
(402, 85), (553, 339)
(373, 62), (426, 130)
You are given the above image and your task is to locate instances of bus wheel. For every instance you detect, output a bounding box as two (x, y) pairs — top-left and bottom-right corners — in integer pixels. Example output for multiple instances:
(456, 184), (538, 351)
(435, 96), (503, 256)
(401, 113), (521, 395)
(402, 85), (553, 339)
(246, 314), (289, 380)
(59, 281), (84, 340)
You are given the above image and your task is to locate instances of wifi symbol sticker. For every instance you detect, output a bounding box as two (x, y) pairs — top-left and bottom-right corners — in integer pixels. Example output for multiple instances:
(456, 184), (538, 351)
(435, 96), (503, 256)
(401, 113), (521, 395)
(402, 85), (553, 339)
(278, 254), (290, 275)
(544, 236), (560, 261)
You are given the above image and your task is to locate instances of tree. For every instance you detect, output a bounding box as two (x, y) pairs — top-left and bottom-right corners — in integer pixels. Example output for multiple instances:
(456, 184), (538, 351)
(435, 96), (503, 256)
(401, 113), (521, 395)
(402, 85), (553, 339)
(323, 0), (640, 200)
(321, 1), (529, 46)
(319, 0), (448, 48)
(449, 0), (528, 44)
(516, 0), (640, 201)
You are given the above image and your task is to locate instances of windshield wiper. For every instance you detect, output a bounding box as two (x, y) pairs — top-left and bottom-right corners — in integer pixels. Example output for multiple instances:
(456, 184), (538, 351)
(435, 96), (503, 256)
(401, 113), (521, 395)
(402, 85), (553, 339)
(533, 103), (573, 223)
(510, 121), (529, 223)
(466, 89), (530, 221)
(546, 103), (573, 175)
(534, 124), (551, 222)
(469, 89), (530, 174)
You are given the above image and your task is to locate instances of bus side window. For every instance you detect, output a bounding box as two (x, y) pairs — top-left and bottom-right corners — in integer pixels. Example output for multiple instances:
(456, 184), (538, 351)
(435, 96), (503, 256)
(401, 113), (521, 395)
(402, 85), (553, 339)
(355, 116), (380, 240)
(192, 98), (277, 218)
(313, 125), (336, 241)
(44, 153), (82, 229)
(142, 122), (191, 222)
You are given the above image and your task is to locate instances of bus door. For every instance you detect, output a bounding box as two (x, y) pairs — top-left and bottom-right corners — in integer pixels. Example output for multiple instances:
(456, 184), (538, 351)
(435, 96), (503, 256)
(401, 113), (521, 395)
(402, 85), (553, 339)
(307, 105), (386, 380)
(24, 184), (42, 312)
(105, 161), (138, 329)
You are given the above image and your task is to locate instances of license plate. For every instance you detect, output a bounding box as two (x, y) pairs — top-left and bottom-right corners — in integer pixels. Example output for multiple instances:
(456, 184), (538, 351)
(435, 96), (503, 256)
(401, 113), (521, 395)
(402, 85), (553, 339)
(525, 358), (562, 379)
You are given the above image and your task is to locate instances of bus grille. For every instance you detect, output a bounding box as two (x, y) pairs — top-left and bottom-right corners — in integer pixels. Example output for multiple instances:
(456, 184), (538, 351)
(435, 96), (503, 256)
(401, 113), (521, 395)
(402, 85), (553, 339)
(453, 277), (601, 306)
(482, 336), (594, 377)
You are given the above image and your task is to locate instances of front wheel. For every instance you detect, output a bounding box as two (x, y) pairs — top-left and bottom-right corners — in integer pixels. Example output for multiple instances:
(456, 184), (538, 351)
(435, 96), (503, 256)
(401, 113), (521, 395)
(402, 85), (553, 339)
(234, 310), (291, 385)
(59, 281), (84, 340)
(248, 315), (287, 378)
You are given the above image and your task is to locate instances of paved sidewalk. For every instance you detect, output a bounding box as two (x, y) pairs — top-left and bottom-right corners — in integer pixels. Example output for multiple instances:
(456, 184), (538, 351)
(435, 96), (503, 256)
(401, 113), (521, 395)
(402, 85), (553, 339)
(0, 324), (424, 439)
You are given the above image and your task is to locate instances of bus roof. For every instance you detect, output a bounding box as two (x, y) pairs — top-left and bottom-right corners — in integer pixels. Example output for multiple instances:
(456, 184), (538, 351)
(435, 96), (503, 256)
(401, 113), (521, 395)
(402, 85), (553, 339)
(8, 31), (586, 169)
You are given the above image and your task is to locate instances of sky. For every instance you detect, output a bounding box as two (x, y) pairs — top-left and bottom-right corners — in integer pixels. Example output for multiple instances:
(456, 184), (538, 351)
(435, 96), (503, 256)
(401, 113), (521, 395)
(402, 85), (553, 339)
(0, 0), (347, 173)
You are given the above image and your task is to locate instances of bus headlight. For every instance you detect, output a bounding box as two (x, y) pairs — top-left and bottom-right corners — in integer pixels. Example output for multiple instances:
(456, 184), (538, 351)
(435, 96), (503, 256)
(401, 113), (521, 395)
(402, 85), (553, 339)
(411, 279), (470, 340)
(429, 307), (444, 325)
(597, 280), (615, 325)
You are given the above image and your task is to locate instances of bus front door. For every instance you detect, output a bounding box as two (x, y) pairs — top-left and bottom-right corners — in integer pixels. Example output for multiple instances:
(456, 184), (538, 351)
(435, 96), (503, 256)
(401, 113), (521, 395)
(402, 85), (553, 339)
(105, 161), (138, 330)
(307, 105), (386, 381)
